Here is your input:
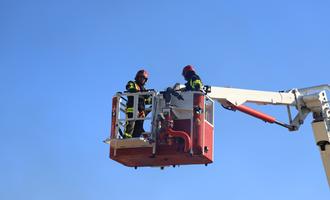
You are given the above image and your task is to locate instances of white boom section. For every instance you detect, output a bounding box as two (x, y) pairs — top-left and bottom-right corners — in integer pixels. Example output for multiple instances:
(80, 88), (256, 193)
(208, 85), (330, 187)
(208, 86), (296, 106)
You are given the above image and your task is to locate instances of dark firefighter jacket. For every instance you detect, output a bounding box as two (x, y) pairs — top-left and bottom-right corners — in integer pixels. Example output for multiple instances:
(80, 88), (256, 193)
(125, 81), (152, 114)
(185, 74), (203, 91)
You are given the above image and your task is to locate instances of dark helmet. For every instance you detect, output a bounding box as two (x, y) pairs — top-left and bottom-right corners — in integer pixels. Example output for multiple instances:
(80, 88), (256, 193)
(182, 65), (195, 77)
(135, 69), (149, 82)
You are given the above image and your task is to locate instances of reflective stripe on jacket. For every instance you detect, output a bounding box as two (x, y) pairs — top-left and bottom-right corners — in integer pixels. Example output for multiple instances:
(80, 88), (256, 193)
(185, 74), (203, 91)
(125, 80), (151, 114)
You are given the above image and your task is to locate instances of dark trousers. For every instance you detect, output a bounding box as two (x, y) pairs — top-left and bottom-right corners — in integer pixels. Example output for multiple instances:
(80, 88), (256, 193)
(124, 112), (145, 138)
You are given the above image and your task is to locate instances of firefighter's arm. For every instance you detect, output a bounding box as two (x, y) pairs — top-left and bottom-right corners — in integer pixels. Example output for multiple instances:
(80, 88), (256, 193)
(192, 76), (203, 91)
(145, 95), (152, 104)
(143, 89), (155, 105)
(180, 83), (189, 92)
(126, 81), (137, 93)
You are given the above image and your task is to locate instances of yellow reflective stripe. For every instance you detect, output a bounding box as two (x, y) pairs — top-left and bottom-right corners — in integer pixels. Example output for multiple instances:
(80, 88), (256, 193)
(128, 82), (141, 91)
(189, 79), (203, 90)
(123, 132), (132, 138)
(193, 79), (202, 88)
(127, 82), (135, 90)
(134, 83), (140, 91)
(145, 97), (152, 104)
(126, 107), (134, 113)
(189, 79), (195, 89)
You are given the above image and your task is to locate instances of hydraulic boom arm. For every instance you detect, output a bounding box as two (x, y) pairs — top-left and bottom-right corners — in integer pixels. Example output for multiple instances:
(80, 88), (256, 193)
(208, 85), (330, 187)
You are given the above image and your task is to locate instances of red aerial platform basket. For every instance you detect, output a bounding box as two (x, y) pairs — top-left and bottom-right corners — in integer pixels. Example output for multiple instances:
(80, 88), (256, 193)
(108, 91), (214, 168)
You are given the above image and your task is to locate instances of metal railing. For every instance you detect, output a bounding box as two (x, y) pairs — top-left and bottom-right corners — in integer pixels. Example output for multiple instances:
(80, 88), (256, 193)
(113, 91), (156, 139)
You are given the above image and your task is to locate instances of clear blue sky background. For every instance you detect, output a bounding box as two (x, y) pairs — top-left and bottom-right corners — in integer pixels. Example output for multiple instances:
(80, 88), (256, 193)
(1, 0), (329, 199)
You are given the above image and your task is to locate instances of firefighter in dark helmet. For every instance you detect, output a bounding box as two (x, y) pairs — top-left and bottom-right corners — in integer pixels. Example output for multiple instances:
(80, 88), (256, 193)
(123, 69), (152, 138)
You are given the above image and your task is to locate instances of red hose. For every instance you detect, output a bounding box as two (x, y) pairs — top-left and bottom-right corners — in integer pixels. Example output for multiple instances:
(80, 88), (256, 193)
(167, 128), (192, 152)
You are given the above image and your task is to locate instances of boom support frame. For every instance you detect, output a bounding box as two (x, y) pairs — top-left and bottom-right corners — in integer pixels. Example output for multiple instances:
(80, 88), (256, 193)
(208, 84), (330, 187)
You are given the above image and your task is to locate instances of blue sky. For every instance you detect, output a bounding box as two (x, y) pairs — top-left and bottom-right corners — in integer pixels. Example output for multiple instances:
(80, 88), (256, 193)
(1, 0), (329, 199)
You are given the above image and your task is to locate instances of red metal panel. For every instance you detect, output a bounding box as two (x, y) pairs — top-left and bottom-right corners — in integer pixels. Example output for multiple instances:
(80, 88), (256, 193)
(203, 122), (214, 162)
(193, 93), (205, 155)
(109, 97), (118, 159)
(111, 96), (118, 139)
(111, 146), (212, 167)
(110, 124), (214, 167)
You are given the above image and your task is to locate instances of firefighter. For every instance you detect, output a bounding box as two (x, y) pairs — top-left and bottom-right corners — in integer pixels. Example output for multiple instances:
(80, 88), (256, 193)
(182, 65), (203, 91)
(123, 69), (152, 139)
